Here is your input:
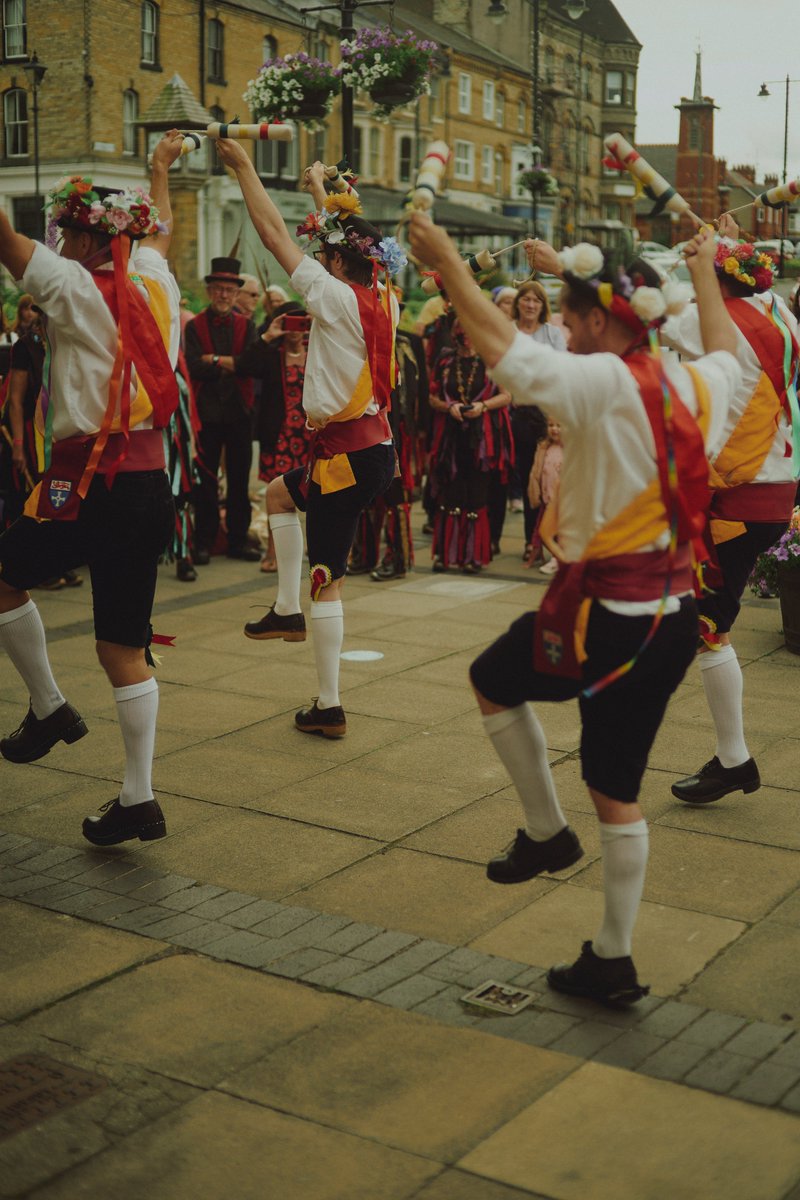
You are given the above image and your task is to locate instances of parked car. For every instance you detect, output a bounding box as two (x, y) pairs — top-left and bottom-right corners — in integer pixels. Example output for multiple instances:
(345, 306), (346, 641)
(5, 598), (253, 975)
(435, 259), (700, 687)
(752, 240), (797, 262)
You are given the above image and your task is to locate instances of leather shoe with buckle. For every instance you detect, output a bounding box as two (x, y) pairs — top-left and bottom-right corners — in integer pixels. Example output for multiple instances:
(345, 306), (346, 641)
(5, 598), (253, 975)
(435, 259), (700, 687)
(176, 558), (197, 582)
(244, 605), (306, 642)
(487, 826), (584, 884)
(295, 700), (347, 738)
(671, 755), (760, 804)
(83, 797), (166, 846)
(548, 940), (649, 1007)
(1, 701), (88, 764)
(194, 548), (211, 566)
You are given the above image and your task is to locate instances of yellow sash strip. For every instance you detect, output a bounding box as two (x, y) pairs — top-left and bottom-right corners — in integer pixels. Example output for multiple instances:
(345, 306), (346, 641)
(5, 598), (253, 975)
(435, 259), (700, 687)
(311, 359), (376, 494)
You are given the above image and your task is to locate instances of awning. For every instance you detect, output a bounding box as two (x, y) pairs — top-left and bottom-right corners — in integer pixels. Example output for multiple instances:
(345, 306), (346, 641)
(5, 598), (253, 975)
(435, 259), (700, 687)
(357, 186), (527, 239)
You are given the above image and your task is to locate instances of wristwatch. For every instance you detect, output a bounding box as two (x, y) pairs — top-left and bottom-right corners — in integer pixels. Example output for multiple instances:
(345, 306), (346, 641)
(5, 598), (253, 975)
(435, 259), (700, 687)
(212, 354), (220, 365)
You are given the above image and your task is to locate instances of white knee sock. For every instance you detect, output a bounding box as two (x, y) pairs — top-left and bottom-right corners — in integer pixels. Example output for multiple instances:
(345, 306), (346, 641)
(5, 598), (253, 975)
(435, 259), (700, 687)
(0, 600), (64, 719)
(699, 645), (750, 768)
(482, 704), (567, 841)
(114, 678), (159, 807)
(593, 820), (649, 959)
(311, 600), (343, 709)
(270, 512), (303, 616)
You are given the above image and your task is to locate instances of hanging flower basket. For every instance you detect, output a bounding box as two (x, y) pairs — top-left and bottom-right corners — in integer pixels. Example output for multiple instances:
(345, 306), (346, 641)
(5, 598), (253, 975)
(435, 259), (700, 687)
(244, 53), (341, 130)
(341, 27), (440, 119)
(517, 166), (560, 198)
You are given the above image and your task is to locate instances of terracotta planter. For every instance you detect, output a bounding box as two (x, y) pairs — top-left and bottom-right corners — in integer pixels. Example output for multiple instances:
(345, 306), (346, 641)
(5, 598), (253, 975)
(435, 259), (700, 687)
(777, 564), (800, 654)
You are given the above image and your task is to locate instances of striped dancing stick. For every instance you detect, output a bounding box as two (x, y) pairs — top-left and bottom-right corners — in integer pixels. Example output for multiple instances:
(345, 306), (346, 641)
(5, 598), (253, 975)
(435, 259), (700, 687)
(603, 132), (706, 227)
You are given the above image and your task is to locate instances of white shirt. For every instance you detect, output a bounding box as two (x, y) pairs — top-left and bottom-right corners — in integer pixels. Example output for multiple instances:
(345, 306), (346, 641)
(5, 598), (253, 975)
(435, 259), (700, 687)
(662, 293), (797, 483)
(290, 254), (398, 424)
(490, 330), (741, 611)
(19, 242), (180, 442)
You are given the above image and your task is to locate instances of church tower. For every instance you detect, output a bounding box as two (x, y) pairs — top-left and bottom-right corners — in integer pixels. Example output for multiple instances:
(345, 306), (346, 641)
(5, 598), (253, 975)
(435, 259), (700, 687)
(675, 53), (721, 240)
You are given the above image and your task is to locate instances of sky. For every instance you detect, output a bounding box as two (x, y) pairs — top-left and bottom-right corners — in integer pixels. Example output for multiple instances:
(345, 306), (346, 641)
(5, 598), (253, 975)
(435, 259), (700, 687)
(611, 0), (800, 182)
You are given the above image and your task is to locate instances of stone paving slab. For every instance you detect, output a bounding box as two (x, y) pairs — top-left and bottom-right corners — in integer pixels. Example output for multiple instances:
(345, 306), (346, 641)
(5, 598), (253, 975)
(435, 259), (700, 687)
(4, 830), (800, 1117)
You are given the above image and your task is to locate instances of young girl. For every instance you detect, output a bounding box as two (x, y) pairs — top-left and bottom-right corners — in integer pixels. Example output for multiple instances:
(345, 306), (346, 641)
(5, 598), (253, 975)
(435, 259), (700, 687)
(527, 417), (563, 573)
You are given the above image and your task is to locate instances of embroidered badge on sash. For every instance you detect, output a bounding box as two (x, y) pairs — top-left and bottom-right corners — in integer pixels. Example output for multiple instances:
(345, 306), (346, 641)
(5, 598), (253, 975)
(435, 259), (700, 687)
(541, 630), (563, 667)
(49, 480), (73, 510)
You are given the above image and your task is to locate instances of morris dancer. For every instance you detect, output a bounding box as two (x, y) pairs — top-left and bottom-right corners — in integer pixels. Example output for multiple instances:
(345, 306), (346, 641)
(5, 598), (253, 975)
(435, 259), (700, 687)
(215, 142), (402, 738)
(410, 214), (740, 1004)
(663, 216), (799, 805)
(0, 132), (183, 845)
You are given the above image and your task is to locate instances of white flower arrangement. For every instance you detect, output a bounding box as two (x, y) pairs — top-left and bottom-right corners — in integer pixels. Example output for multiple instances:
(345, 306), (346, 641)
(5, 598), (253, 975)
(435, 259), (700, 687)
(629, 286), (667, 324)
(244, 53), (341, 128)
(558, 242), (604, 280)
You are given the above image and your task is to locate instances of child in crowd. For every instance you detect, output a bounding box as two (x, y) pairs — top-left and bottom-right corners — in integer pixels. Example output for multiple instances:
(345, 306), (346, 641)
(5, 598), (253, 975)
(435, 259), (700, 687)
(527, 417), (563, 574)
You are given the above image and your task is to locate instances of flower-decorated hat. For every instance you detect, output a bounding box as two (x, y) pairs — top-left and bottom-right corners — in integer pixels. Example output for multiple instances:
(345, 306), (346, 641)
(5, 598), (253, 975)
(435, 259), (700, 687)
(713, 238), (775, 295)
(44, 176), (161, 248)
(296, 190), (407, 278)
(558, 242), (689, 335)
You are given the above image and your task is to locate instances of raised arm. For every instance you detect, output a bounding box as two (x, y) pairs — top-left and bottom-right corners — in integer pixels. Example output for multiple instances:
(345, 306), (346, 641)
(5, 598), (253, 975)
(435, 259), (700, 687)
(683, 227), (737, 358)
(409, 212), (514, 368)
(302, 162), (328, 211)
(215, 138), (303, 277)
(0, 210), (35, 281)
(144, 129), (184, 258)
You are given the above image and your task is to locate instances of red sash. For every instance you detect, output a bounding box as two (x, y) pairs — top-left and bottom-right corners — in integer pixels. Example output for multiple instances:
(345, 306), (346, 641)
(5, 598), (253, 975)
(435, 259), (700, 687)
(191, 309), (255, 411)
(351, 281), (393, 412)
(91, 271), (178, 429)
(725, 297), (799, 421)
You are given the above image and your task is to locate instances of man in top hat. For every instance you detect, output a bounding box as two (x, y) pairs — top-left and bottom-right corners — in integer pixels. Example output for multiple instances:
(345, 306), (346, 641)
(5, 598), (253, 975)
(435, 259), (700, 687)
(185, 256), (260, 563)
(214, 143), (404, 737)
(0, 130), (183, 846)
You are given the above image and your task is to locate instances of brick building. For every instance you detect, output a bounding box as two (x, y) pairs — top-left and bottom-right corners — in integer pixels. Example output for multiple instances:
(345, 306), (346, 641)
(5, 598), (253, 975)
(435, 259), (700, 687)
(1, 0), (641, 292)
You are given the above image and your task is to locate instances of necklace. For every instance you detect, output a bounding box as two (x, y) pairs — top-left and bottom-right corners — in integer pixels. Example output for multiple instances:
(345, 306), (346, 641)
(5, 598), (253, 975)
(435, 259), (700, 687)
(285, 349), (305, 357)
(453, 353), (479, 405)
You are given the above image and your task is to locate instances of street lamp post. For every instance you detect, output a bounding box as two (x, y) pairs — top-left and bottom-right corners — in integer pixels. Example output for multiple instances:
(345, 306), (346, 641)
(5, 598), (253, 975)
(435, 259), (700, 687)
(301, 0), (394, 168)
(564, 0), (587, 241)
(758, 74), (800, 280)
(22, 51), (47, 240)
(487, 0), (543, 235)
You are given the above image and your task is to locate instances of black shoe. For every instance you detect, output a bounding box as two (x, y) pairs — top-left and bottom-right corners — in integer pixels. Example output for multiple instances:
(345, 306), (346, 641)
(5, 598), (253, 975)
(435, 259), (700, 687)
(371, 560), (406, 582)
(487, 826), (584, 884)
(432, 557), (447, 573)
(547, 940), (649, 1007)
(421, 522), (435, 536)
(346, 560), (372, 576)
(82, 797), (166, 846)
(194, 548), (211, 566)
(227, 546), (262, 562)
(1, 702), (88, 764)
(244, 605), (306, 642)
(176, 558), (197, 582)
(295, 699), (347, 738)
(671, 755), (760, 805)
(62, 570), (84, 588)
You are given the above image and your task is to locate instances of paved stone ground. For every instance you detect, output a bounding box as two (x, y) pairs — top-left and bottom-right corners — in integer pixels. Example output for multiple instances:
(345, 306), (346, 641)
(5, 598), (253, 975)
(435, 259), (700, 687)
(2, 511), (800, 1199)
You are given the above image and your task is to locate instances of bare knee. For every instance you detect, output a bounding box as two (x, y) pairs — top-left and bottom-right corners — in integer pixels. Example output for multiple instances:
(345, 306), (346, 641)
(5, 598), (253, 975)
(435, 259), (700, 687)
(266, 476), (296, 516)
(95, 640), (150, 688)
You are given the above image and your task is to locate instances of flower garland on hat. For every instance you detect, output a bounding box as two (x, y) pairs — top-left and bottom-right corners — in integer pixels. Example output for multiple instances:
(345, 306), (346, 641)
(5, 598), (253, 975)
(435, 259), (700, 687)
(714, 237), (774, 293)
(558, 241), (690, 334)
(44, 176), (164, 250)
(296, 190), (408, 278)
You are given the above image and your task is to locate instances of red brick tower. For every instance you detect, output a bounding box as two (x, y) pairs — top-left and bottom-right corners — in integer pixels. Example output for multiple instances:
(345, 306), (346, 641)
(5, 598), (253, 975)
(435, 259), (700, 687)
(674, 53), (722, 241)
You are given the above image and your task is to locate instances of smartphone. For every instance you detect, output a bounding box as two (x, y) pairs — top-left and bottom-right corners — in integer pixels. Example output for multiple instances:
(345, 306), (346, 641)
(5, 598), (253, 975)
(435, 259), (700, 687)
(283, 314), (311, 333)
(460, 403), (475, 414)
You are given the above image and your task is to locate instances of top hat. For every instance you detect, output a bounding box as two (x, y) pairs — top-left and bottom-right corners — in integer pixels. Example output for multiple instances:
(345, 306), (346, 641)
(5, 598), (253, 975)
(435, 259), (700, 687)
(205, 256), (244, 286)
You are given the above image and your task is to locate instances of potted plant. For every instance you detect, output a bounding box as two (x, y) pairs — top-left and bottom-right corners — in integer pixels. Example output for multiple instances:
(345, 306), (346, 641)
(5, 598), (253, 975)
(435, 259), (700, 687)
(517, 166), (560, 198)
(340, 27), (439, 119)
(748, 506), (800, 653)
(244, 53), (341, 128)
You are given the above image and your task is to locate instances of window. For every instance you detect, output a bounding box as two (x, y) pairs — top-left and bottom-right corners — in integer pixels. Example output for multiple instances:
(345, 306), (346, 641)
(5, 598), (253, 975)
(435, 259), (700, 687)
(564, 56), (574, 89)
(482, 80), (494, 122)
(122, 89), (139, 155)
(3, 87), (26, 156)
(543, 45), (554, 84)
(517, 98), (525, 133)
(624, 72), (635, 108)
(13, 195), (40, 239)
(582, 62), (591, 100)
(368, 128), (380, 179)
(429, 77), (439, 120)
(256, 129), (298, 180)
(141, 1), (159, 66)
(454, 140), (474, 181)
(313, 126), (326, 164)
(481, 145), (493, 185)
(208, 19), (224, 82)
(605, 70), (623, 105)
(398, 135), (413, 185)
(458, 73), (471, 115)
(496, 91), (505, 128)
(263, 35), (277, 63)
(2, 0), (25, 59)
(605, 202), (621, 222)
(495, 150), (503, 193)
(689, 118), (699, 149)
